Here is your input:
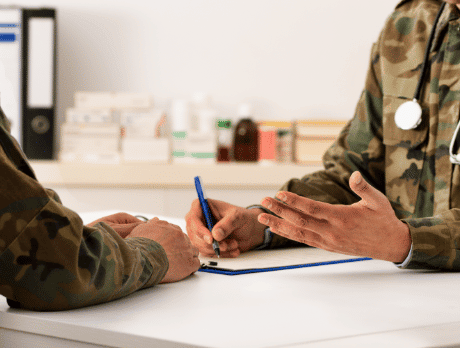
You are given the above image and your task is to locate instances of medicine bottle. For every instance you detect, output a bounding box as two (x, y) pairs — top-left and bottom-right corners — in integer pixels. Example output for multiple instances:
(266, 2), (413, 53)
(216, 119), (232, 162)
(188, 93), (217, 163)
(170, 100), (190, 163)
(233, 104), (258, 162)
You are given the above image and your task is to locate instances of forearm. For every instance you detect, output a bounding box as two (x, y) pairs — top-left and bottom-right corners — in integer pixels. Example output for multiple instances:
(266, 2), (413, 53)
(0, 166), (168, 310)
(2, 199), (168, 311)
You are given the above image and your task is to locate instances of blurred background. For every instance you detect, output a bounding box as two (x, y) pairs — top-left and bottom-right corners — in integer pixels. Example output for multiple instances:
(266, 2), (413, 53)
(0, 0), (399, 216)
(4, 0), (395, 123)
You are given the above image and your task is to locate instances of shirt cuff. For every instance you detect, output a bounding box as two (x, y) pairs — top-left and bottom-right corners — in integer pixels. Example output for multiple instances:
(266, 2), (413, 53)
(394, 244), (413, 269)
(255, 227), (273, 250)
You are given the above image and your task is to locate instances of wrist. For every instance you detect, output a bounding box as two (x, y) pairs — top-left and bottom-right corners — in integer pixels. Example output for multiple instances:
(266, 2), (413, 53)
(247, 207), (269, 249)
(391, 221), (412, 263)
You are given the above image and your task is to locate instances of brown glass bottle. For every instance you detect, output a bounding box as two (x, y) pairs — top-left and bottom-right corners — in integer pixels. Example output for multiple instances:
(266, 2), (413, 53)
(232, 118), (259, 162)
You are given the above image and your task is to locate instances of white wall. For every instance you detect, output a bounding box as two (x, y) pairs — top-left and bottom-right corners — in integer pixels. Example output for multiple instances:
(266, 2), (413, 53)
(10, 0), (397, 123)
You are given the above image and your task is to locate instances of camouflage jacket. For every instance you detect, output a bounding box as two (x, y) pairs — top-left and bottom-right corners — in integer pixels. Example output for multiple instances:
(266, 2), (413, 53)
(271, 0), (460, 270)
(0, 108), (168, 310)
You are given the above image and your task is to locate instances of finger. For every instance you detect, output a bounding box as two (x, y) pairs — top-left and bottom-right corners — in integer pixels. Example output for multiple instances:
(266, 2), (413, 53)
(118, 212), (143, 223)
(215, 239), (238, 252)
(189, 229), (233, 256)
(192, 245), (200, 258)
(112, 222), (143, 238)
(191, 256), (201, 272)
(221, 249), (241, 258)
(201, 249), (241, 258)
(108, 212), (142, 223)
(272, 192), (332, 219)
(349, 171), (387, 210)
(190, 233), (216, 253)
(257, 213), (322, 246)
(189, 217), (214, 244)
(260, 197), (330, 234)
(211, 213), (243, 242)
(186, 201), (214, 244)
(198, 238), (239, 257)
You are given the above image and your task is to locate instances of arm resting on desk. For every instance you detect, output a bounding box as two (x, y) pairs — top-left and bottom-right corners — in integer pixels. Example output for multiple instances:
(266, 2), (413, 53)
(0, 159), (168, 311)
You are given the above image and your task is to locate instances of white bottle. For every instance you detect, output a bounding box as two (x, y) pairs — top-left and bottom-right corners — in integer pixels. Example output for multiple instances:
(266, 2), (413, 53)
(188, 93), (217, 163)
(170, 99), (192, 163)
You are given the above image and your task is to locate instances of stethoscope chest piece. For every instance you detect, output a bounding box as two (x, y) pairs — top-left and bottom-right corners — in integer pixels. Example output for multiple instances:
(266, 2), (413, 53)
(395, 99), (423, 130)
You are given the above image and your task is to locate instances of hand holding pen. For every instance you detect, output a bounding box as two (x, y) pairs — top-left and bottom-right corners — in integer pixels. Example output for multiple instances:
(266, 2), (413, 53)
(194, 176), (220, 258)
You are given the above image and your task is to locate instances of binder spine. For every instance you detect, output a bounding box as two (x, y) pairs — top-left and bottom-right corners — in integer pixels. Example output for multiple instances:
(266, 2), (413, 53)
(21, 8), (56, 159)
(0, 8), (22, 143)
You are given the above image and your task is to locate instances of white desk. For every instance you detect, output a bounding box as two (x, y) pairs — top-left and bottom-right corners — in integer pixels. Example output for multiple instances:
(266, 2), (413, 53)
(2, 260), (460, 348)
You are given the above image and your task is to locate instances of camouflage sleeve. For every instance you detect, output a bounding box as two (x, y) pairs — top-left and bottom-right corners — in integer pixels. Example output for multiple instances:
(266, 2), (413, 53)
(401, 211), (460, 270)
(0, 150), (168, 311)
(45, 188), (62, 204)
(269, 34), (386, 248)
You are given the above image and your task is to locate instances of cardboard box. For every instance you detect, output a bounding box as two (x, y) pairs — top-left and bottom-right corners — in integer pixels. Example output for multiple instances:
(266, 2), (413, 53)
(60, 123), (121, 163)
(294, 120), (346, 163)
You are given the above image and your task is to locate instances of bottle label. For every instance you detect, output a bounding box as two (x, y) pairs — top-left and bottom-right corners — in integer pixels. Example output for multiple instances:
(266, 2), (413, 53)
(190, 152), (215, 159)
(172, 131), (187, 139)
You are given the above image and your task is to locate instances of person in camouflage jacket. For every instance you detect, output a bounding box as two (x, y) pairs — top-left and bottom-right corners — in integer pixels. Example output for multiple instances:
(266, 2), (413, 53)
(0, 108), (200, 311)
(186, 0), (460, 270)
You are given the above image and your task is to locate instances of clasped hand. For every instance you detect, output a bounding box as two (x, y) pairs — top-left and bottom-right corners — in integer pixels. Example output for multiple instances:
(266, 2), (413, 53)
(87, 213), (200, 283)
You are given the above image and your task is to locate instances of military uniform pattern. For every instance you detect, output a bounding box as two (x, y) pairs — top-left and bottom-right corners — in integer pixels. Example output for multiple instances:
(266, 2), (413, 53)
(0, 109), (168, 310)
(270, 0), (460, 270)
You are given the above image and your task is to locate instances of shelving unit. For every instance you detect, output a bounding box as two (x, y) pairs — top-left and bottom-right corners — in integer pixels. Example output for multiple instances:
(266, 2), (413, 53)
(29, 161), (323, 189)
(28, 161), (324, 218)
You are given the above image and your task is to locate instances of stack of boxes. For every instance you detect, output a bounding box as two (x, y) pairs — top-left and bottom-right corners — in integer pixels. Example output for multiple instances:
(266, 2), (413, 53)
(293, 120), (346, 163)
(60, 92), (169, 163)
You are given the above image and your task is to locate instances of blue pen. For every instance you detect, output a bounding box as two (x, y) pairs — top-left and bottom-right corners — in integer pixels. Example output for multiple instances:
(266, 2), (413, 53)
(194, 176), (220, 258)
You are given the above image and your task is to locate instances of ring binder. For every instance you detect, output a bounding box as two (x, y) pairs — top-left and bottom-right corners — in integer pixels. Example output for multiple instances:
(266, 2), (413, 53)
(0, 7), (56, 159)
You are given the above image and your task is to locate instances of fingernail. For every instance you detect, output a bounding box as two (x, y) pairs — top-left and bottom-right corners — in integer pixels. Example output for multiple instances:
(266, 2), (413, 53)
(214, 228), (224, 240)
(355, 172), (362, 184)
(258, 215), (268, 224)
(277, 192), (287, 201)
(261, 199), (272, 209)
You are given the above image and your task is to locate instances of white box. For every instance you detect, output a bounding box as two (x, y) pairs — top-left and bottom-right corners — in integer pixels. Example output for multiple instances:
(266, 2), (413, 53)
(66, 108), (112, 123)
(120, 109), (167, 138)
(74, 92), (113, 109)
(60, 123), (121, 163)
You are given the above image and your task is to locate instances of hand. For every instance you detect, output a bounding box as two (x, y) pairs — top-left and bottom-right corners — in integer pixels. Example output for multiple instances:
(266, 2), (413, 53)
(257, 171), (412, 263)
(185, 199), (266, 258)
(87, 212), (145, 238)
(129, 218), (200, 283)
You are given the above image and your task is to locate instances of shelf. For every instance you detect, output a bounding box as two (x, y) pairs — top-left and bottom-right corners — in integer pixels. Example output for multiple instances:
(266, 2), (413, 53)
(28, 161), (323, 189)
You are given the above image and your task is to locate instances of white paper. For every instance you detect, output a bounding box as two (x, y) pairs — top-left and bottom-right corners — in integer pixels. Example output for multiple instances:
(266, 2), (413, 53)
(200, 247), (361, 271)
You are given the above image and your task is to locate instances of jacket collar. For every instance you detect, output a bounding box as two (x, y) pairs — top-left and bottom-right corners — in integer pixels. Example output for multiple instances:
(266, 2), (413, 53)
(431, 3), (460, 52)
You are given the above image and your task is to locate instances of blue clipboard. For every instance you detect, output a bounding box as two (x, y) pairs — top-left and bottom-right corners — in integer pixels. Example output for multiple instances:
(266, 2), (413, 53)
(198, 256), (372, 275)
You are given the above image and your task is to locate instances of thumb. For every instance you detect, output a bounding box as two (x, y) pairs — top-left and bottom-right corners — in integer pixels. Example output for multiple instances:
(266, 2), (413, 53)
(211, 214), (237, 241)
(349, 171), (386, 210)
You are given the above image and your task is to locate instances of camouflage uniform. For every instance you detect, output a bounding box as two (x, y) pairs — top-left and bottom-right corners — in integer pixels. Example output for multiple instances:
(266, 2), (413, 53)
(0, 108), (168, 310)
(270, 0), (460, 270)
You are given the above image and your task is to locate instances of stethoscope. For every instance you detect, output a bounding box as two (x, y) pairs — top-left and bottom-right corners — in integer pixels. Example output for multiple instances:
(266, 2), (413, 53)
(393, 2), (460, 164)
